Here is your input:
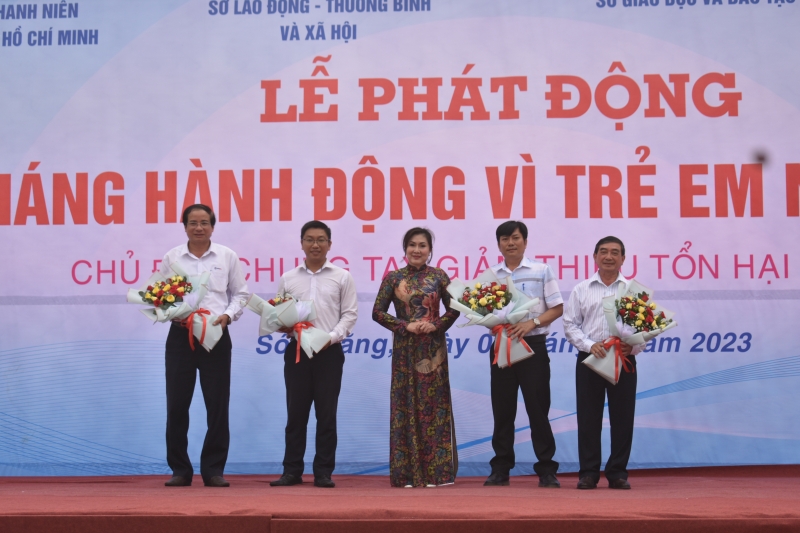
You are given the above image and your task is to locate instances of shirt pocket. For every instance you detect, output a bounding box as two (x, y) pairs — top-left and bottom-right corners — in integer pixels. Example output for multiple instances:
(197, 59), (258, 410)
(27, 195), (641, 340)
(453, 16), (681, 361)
(208, 268), (228, 293)
(528, 280), (544, 300)
(515, 276), (546, 315)
(515, 276), (544, 300)
(314, 276), (341, 310)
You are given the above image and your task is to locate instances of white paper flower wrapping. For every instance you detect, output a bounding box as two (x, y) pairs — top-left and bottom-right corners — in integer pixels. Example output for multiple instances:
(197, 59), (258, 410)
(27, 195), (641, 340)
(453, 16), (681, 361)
(244, 294), (330, 361)
(447, 268), (540, 368)
(582, 279), (678, 384)
(125, 262), (223, 352)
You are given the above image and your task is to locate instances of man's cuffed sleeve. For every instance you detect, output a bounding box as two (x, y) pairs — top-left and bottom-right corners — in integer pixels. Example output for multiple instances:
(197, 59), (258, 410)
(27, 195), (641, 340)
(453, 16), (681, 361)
(223, 252), (249, 322)
(330, 272), (358, 344)
(563, 288), (596, 353)
(543, 265), (564, 308)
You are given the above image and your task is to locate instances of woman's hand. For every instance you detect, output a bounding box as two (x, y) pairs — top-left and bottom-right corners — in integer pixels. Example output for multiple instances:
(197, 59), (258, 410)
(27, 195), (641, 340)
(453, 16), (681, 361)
(418, 322), (436, 334)
(406, 321), (422, 334)
(406, 321), (436, 334)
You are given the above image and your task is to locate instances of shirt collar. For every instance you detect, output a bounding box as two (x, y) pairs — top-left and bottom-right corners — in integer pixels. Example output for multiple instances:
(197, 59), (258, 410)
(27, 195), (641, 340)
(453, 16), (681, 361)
(495, 256), (534, 275)
(589, 270), (627, 288)
(302, 259), (333, 274)
(180, 241), (217, 259)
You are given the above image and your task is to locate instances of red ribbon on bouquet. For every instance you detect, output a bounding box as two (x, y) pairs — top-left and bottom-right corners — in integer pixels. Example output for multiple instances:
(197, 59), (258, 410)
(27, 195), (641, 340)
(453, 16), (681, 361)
(491, 324), (533, 367)
(293, 321), (314, 363)
(603, 336), (635, 381)
(182, 308), (211, 351)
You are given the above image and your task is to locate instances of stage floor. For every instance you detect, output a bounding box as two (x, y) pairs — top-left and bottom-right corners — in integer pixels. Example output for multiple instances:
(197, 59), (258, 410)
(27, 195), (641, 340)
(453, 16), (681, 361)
(1, 466), (799, 532)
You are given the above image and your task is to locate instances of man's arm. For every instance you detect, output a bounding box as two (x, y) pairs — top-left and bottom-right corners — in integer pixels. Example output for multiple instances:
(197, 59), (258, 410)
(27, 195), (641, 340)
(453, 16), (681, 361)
(562, 288), (597, 354)
(508, 304), (563, 341)
(276, 275), (287, 299)
(219, 251), (249, 326)
(159, 252), (173, 277)
(329, 272), (358, 345)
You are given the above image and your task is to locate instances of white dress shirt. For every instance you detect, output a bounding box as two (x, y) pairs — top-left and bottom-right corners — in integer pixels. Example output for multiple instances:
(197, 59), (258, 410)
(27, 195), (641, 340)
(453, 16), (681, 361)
(492, 257), (564, 336)
(563, 271), (644, 355)
(277, 260), (358, 345)
(160, 242), (249, 321)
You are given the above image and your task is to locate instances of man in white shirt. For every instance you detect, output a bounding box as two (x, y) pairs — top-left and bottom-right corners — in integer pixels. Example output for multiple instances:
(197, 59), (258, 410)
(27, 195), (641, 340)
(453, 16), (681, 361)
(484, 221), (564, 488)
(162, 204), (249, 488)
(269, 221), (358, 488)
(563, 236), (643, 490)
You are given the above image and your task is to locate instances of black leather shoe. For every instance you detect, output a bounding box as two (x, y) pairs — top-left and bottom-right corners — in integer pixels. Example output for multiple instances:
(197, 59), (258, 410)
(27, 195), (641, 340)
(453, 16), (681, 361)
(270, 474), (303, 487)
(204, 476), (230, 487)
(538, 473), (561, 488)
(483, 472), (510, 486)
(314, 476), (335, 488)
(164, 476), (191, 487)
(608, 478), (631, 490)
(577, 477), (598, 489)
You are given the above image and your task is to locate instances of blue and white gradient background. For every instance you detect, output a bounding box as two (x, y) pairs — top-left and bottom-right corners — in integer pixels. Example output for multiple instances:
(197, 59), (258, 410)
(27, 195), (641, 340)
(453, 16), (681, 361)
(1, 0), (799, 476)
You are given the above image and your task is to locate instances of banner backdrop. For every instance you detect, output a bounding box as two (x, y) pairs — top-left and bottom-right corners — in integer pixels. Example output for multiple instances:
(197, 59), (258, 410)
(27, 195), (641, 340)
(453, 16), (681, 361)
(1, 0), (799, 476)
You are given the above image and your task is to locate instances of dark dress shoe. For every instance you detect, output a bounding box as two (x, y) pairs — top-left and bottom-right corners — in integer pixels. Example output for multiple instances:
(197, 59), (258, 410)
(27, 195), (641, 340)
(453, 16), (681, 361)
(483, 472), (510, 486)
(608, 478), (631, 490)
(164, 476), (191, 487)
(577, 477), (598, 489)
(314, 476), (335, 488)
(270, 474), (303, 487)
(204, 476), (230, 487)
(538, 473), (561, 488)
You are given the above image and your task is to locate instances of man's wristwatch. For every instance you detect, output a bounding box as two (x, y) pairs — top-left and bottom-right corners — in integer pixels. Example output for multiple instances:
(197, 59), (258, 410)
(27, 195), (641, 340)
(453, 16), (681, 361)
(533, 318), (541, 327)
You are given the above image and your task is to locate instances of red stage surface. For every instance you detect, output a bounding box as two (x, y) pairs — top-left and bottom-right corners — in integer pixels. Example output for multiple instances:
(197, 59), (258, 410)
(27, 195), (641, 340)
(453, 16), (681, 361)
(1, 466), (798, 533)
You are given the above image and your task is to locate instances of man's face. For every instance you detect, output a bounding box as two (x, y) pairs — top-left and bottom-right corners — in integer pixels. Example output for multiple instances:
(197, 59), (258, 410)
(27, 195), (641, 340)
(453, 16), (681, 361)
(184, 209), (214, 247)
(301, 228), (331, 263)
(498, 228), (527, 264)
(593, 242), (625, 275)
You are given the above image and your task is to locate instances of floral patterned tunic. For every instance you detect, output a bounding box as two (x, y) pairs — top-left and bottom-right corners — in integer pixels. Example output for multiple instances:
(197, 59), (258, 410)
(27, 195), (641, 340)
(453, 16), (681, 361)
(372, 264), (460, 487)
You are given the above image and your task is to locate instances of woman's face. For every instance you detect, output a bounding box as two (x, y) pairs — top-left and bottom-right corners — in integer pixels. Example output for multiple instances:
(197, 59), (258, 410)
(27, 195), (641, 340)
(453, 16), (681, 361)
(405, 234), (431, 267)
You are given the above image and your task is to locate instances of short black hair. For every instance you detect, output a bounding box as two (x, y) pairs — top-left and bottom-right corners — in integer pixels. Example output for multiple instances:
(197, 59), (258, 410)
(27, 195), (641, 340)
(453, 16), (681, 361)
(495, 220), (528, 243)
(594, 236), (625, 257)
(402, 227), (434, 264)
(182, 204), (216, 227)
(301, 220), (331, 240)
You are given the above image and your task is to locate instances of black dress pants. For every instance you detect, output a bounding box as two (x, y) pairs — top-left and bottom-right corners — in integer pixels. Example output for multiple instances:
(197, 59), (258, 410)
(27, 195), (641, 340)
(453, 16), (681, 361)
(165, 322), (232, 482)
(282, 339), (344, 479)
(575, 351), (637, 483)
(489, 335), (558, 477)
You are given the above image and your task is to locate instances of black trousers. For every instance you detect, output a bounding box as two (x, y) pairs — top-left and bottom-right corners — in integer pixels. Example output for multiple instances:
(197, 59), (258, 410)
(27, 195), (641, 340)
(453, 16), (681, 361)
(165, 322), (232, 482)
(489, 335), (558, 477)
(282, 339), (344, 479)
(575, 351), (637, 482)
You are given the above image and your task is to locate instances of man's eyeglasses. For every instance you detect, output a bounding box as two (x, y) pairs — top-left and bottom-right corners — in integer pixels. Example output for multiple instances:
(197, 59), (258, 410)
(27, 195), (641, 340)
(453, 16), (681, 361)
(187, 221), (211, 228)
(302, 238), (329, 246)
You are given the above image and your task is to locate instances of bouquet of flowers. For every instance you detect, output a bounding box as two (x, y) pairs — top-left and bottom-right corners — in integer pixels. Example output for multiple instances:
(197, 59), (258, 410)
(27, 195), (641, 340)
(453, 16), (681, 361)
(447, 269), (540, 368)
(140, 276), (193, 310)
(582, 279), (678, 384)
(616, 292), (673, 334)
(243, 293), (330, 363)
(457, 281), (512, 316)
(125, 262), (224, 352)
(267, 294), (292, 306)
